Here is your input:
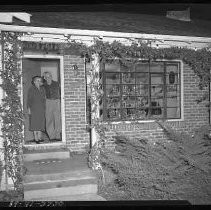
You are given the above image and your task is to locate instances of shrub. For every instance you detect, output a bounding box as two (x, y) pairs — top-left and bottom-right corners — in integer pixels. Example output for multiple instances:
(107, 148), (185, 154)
(100, 122), (211, 203)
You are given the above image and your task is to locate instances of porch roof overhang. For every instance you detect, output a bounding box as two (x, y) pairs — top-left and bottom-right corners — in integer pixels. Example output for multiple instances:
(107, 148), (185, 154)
(1, 23), (211, 45)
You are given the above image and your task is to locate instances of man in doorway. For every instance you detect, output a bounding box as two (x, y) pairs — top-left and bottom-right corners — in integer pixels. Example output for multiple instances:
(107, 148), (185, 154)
(43, 72), (62, 141)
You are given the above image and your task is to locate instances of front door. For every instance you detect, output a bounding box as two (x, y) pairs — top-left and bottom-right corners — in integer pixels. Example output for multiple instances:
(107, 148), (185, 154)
(22, 58), (62, 145)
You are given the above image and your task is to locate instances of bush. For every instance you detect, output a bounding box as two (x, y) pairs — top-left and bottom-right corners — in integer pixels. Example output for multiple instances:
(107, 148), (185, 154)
(100, 122), (211, 203)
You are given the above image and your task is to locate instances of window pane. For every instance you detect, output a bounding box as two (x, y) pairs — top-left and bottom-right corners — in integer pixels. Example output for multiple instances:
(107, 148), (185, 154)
(136, 73), (149, 84)
(135, 62), (149, 72)
(107, 109), (121, 120)
(151, 74), (163, 85)
(167, 96), (180, 108)
(150, 98), (164, 118)
(122, 73), (135, 84)
(122, 85), (136, 95)
(167, 84), (180, 109)
(150, 98), (164, 108)
(167, 85), (180, 97)
(166, 63), (179, 85)
(167, 97), (180, 115)
(150, 62), (164, 73)
(105, 73), (120, 84)
(136, 97), (148, 108)
(122, 108), (137, 120)
(106, 84), (120, 97)
(136, 84), (149, 96)
(166, 63), (179, 74)
(105, 63), (120, 72)
(167, 108), (180, 118)
(151, 85), (164, 97)
(136, 108), (149, 120)
(122, 96), (136, 108)
(120, 64), (133, 72)
(107, 97), (121, 108)
(150, 107), (164, 118)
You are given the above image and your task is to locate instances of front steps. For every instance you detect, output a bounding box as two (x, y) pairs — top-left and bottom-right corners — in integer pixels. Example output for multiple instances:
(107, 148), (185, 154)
(34, 193), (106, 201)
(23, 148), (105, 201)
(24, 184), (98, 201)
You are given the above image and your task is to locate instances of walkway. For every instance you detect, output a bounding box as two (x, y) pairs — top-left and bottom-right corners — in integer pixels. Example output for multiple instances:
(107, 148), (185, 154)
(23, 148), (106, 201)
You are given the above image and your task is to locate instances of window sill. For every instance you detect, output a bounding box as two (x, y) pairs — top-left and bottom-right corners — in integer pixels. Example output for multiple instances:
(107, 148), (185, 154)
(100, 118), (184, 125)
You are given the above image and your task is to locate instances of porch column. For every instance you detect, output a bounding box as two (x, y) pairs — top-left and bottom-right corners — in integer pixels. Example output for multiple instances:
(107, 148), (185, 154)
(0, 32), (6, 191)
(0, 31), (3, 150)
(90, 53), (100, 147)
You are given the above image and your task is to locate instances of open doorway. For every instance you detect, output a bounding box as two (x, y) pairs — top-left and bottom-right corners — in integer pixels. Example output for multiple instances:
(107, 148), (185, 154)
(22, 57), (64, 145)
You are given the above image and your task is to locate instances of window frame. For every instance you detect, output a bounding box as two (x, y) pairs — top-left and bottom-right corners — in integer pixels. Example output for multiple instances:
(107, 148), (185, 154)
(100, 59), (184, 123)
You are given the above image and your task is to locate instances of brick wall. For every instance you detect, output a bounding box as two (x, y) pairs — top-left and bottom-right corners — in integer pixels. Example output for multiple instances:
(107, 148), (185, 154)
(19, 53), (209, 152)
(63, 58), (209, 151)
(101, 63), (209, 148)
(63, 55), (90, 152)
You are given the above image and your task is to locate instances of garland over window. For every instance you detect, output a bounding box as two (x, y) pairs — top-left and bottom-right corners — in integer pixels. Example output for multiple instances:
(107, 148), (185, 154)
(23, 39), (211, 88)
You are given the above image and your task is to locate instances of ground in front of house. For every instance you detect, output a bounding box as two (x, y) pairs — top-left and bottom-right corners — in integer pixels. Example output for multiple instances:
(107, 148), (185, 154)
(0, 190), (22, 202)
(98, 160), (211, 204)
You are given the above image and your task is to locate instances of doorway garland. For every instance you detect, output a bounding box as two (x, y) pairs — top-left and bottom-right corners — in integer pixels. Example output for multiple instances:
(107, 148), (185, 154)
(0, 31), (24, 195)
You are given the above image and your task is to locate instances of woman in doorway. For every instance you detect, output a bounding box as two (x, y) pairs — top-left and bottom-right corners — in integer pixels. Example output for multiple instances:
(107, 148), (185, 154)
(27, 76), (46, 144)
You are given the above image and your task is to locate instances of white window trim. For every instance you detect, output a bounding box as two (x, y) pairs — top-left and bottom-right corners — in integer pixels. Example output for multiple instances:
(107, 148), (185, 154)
(21, 54), (66, 147)
(101, 59), (184, 124)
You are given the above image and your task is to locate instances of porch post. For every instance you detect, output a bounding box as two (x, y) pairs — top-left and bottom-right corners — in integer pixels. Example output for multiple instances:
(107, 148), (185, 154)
(90, 53), (100, 147)
(0, 31), (7, 191)
(0, 32), (3, 150)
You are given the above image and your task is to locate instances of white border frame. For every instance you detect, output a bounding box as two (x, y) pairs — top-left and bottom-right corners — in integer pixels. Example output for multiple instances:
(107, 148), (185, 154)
(21, 54), (66, 147)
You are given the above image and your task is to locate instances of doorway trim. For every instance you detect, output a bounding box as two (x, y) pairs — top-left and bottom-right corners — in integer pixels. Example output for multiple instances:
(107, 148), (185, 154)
(21, 54), (66, 147)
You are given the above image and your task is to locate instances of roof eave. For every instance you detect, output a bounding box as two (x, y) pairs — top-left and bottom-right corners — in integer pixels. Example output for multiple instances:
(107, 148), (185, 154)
(1, 23), (211, 44)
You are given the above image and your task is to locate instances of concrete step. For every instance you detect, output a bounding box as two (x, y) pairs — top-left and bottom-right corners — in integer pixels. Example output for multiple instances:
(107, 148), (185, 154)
(24, 156), (90, 178)
(24, 175), (97, 191)
(24, 151), (71, 161)
(23, 144), (68, 152)
(24, 184), (98, 201)
(23, 152), (100, 201)
(23, 148), (73, 162)
(23, 147), (69, 154)
(28, 193), (106, 201)
(24, 168), (96, 183)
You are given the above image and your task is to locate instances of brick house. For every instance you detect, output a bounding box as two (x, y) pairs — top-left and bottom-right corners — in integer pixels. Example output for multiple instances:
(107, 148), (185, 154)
(0, 11), (211, 155)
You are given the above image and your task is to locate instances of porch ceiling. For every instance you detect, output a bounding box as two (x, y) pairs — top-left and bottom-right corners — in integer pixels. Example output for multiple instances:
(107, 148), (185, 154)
(6, 12), (211, 38)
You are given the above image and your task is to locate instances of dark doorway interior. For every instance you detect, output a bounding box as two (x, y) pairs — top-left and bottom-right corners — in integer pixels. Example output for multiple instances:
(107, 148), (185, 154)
(22, 58), (61, 144)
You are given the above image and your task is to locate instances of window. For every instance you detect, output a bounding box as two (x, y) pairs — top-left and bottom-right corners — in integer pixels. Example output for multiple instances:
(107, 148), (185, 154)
(100, 60), (181, 121)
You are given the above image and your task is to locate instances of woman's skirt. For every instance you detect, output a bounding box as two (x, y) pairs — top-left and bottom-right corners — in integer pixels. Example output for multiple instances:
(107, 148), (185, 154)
(29, 106), (45, 131)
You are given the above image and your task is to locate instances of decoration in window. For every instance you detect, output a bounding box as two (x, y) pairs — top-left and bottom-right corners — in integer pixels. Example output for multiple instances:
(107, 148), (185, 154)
(169, 71), (175, 84)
